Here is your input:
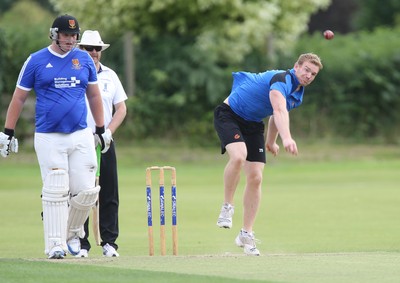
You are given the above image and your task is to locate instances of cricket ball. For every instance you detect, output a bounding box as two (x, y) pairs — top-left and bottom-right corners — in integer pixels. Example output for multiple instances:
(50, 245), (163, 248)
(323, 30), (334, 40)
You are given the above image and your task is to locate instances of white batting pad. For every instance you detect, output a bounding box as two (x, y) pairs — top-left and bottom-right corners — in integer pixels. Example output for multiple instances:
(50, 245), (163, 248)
(67, 186), (100, 239)
(42, 169), (69, 255)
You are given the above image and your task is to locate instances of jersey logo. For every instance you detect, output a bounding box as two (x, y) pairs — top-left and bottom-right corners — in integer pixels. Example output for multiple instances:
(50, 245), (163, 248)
(54, 77), (81, 88)
(234, 134), (240, 140)
(46, 63), (53, 68)
(71, 59), (81, 70)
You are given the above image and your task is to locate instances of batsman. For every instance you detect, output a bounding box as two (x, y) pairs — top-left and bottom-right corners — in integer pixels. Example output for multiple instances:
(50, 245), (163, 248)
(0, 14), (112, 259)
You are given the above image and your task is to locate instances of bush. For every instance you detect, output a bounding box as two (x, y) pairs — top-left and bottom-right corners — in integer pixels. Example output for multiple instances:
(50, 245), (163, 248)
(2, 4), (399, 145)
(284, 27), (400, 143)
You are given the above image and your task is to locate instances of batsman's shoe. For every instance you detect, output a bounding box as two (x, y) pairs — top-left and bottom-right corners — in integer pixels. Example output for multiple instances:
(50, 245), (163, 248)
(216, 203), (234, 228)
(75, 249), (88, 258)
(103, 243), (119, 257)
(67, 236), (81, 256)
(48, 246), (66, 259)
(235, 229), (260, 256)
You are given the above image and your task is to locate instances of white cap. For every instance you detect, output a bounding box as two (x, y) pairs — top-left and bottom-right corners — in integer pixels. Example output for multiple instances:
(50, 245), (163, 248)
(77, 30), (110, 51)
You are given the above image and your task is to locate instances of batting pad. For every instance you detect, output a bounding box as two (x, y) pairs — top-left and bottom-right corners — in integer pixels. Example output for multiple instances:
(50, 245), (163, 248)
(67, 186), (100, 239)
(42, 169), (69, 255)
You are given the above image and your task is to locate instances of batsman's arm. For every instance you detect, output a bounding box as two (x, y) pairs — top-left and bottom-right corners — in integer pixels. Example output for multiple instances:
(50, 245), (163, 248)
(0, 88), (28, 157)
(269, 90), (298, 155)
(86, 83), (104, 128)
(5, 88), (29, 130)
(87, 84), (113, 153)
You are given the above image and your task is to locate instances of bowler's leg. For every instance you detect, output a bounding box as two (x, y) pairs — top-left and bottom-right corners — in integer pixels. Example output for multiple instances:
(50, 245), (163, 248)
(242, 161), (264, 232)
(234, 161), (264, 256)
(223, 142), (247, 204)
(216, 142), (247, 228)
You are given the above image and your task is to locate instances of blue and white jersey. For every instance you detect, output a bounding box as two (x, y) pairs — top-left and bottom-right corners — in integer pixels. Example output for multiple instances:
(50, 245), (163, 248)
(17, 46), (98, 133)
(228, 69), (304, 122)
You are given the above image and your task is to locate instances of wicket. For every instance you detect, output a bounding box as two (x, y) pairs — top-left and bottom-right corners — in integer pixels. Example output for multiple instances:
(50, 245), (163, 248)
(146, 166), (177, 256)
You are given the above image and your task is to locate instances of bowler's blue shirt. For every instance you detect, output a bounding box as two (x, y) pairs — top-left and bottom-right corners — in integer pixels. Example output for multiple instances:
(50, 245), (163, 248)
(228, 69), (304, 122)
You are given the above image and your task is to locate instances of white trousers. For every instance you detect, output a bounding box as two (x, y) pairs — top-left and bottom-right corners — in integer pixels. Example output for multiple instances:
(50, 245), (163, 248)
(34, 128), (97, 196)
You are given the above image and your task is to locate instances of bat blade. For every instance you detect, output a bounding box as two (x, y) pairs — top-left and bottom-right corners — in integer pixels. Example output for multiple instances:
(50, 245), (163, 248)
(92, 186), (101, 246)
(92, 146), (102, 246)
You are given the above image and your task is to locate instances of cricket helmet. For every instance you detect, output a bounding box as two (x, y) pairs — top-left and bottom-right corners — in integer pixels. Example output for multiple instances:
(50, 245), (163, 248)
(49, 14), (80, 40)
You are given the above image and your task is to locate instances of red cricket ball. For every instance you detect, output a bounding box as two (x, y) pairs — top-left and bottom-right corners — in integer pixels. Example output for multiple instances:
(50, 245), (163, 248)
(323, 30), (334, 40)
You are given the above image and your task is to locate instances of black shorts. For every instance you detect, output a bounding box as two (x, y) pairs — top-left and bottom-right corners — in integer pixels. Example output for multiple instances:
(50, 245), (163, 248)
(213, 103), (266, 163)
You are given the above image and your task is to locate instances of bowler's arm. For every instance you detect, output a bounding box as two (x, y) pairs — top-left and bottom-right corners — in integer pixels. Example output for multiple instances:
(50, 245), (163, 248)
(265, 116), (279, 156)
(269, 90), (298, 155)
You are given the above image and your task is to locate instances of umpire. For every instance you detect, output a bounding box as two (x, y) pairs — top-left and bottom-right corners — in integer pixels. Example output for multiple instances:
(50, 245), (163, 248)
(77, 30), (128, 257)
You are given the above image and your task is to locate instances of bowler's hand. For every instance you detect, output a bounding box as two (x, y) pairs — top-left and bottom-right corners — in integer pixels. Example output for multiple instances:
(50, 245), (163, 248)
(282, 138), (298, 156)
(266, 143), (279, 156)
(0, 129), (19, 158)
(94, 126), (113, 153)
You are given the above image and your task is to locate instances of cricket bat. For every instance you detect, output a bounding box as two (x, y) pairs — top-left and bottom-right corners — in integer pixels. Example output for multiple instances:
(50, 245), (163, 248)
(92, 146), (101, 246)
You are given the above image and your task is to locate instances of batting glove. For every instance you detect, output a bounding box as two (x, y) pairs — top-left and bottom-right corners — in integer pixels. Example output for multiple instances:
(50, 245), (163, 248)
(0, 128), (19, 158)
(94, 126), (112, 153)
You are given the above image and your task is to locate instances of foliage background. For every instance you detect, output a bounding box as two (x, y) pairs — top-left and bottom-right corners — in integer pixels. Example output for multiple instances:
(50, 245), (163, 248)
(1, 0), (400, 145)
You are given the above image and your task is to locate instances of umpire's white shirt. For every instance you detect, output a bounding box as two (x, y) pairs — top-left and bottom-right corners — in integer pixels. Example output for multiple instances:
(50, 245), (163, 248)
(86, 63), (128, 132)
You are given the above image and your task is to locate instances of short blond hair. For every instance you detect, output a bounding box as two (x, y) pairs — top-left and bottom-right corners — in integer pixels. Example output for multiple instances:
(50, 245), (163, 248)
(297, 53), (323, 70)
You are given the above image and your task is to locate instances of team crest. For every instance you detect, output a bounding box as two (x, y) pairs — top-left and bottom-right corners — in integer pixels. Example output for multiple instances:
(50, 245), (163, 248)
(69, 20), (76, 29)
(71, 59), (81, 70)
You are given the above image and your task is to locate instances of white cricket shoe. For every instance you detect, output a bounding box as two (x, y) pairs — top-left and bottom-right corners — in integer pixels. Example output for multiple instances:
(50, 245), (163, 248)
(216, 203), (234, 228)
(235, 229), (260, 256)
(48, 246), (66, 259)
(103, 243), (119, 257)
(67, 236), (81, 256)
(75, 249), (88, 258)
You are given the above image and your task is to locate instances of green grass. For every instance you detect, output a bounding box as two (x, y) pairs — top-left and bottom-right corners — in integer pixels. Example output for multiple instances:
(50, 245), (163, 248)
(0, 143), (399, 283)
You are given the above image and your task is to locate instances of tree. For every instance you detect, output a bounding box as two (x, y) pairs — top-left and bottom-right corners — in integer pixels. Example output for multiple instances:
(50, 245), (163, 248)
(308, 0), (359, 34)
(50, 0), (331, 63)
(0, 0), (55, 15)
(353, 0), (400, 30)
(0, 0), (54, 134)
(0, 0), (14, 15)
(45, 0), (332, 142)
(0, 0), (53, 94)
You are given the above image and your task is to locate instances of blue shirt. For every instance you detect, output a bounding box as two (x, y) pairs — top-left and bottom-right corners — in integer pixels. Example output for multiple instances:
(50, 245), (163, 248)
(17, 46), (98, 133)
(228, 69), (304, 122)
